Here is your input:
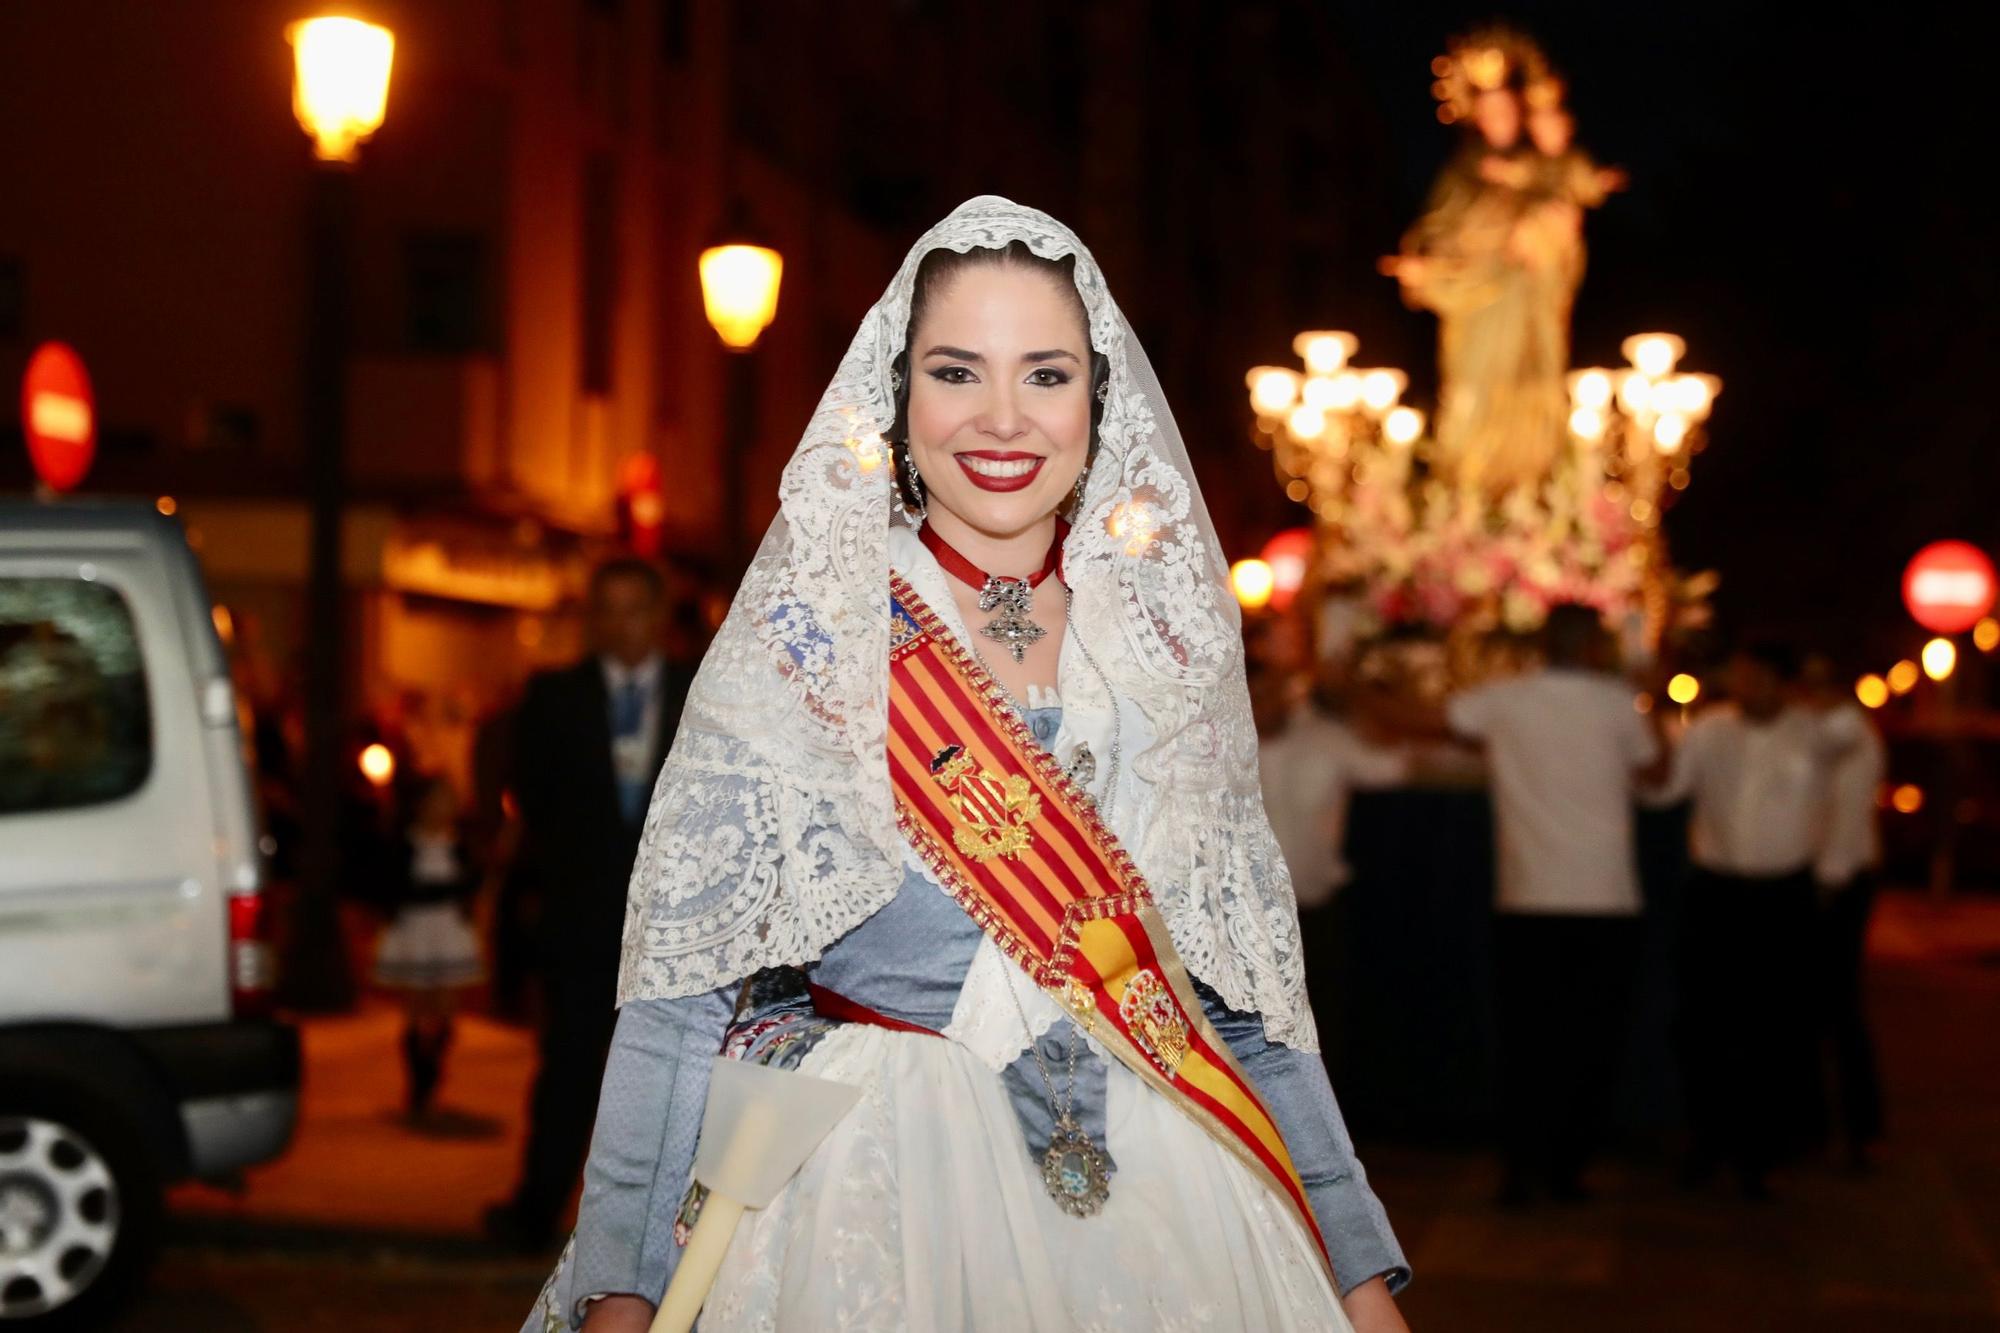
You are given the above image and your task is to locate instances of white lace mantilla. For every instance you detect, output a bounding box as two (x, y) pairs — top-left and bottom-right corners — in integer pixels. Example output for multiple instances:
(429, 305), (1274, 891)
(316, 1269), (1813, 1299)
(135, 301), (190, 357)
(617, 196), (1318, 1051)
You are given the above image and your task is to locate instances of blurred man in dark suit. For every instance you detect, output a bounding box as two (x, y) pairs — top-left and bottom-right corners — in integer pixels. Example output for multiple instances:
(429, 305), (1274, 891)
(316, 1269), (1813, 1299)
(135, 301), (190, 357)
(484, 558), (690, 1250)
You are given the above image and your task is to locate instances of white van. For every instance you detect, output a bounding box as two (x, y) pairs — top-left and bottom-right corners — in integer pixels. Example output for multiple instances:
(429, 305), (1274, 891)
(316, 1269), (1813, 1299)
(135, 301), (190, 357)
(0, 499), (298, 1327)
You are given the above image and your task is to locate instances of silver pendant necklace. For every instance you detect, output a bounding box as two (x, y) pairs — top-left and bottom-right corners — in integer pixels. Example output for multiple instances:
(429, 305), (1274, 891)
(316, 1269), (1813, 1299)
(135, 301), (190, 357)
(976, 576), (1046, 663)
(1003, 965), (1110, 1217)
(920, 520), (1065, 665)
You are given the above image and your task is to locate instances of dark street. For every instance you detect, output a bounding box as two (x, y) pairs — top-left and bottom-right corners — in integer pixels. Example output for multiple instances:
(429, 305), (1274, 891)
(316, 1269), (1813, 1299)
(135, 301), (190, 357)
(111, 892), (2000, 1331)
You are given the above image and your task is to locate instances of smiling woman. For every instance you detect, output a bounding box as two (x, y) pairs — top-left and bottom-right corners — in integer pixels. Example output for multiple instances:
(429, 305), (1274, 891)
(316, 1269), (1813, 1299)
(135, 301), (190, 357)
(523, 199), (1410, 1333)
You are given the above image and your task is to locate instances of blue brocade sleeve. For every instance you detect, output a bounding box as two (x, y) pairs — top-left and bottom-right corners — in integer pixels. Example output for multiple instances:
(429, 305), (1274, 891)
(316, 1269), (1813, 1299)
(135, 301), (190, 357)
(1196, 982), (1411, 1297)
(564, 987), (737, 1326)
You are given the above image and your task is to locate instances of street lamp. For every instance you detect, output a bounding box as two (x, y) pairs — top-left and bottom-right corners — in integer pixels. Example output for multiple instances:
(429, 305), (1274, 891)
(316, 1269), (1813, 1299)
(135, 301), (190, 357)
(287, 17), (394, 162)
(698, 243), (783, 351)
(700, 220), (782, 559)
(286, 13), (393, 1010)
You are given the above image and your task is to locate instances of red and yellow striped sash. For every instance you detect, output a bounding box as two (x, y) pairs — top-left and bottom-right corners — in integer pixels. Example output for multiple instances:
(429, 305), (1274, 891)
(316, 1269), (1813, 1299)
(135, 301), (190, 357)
(886, 573), (1332, 1282)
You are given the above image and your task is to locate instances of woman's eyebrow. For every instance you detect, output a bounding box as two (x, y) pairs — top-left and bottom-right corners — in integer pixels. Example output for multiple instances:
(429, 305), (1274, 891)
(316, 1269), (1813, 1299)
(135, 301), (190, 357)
(922, 344), (983, 361)
(1022, 349), (1083, 365)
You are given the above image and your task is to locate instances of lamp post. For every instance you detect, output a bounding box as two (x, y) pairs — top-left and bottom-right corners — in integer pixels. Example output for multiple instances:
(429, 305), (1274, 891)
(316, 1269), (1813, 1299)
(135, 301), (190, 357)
(698, 230), (782, 561)
(286, 15), (393, 1010)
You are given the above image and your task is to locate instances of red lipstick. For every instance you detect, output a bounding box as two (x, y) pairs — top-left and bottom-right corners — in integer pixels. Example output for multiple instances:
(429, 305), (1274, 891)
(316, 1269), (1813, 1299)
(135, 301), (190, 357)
(953, 450), (1046, 493)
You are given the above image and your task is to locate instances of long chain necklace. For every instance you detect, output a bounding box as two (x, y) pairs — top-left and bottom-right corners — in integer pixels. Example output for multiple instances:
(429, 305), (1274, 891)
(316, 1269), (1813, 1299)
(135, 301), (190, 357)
(919, 520), (1067, 663)
(1002, 960), (1111, 1217)
(958, 578), (1117, 1217)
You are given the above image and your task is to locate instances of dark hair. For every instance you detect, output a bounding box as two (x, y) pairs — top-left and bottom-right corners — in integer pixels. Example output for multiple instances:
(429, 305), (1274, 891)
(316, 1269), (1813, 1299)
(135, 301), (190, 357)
(1542, 602), (1605, 667)
(1733, 638), (1800, 682)
(890, 241), (1109, 509)
(909, 241), (1085, 342)
(589, 557), (665, 605)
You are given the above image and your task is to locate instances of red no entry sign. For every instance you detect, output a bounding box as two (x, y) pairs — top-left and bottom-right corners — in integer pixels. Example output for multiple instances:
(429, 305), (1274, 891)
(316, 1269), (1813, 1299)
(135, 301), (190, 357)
(22, 341), (96, 492)
(1903, 540), (1997, 634)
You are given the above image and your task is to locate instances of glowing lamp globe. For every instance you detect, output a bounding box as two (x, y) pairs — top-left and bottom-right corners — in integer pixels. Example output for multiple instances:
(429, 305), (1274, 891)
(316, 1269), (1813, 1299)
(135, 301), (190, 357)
(1902, 541), (1997, 634)
(287, 17), (395, 163)
(1383, 406), (1425, 447)
(1855, 674), (1889, 709)
(1292, 331), (1358, 376)
(1357, 369), (1406, 414)
(1622, 333), (1685, 379)
(358, 742), (395, 787)
(1247, 367), (1302, 417)
(700, 244), (784, 350)
(1230, 559), (1276, 612)
(1923, 637), (1957, 683)
(1567, 369), (1613, 411)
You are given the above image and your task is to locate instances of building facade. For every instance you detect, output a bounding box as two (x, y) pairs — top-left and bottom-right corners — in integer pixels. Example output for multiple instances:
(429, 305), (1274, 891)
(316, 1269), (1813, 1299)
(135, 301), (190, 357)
(0, 0), (903, 783)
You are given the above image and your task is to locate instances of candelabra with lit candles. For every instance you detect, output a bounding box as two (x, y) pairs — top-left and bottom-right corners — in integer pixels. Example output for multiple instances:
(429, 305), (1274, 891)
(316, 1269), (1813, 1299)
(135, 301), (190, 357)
(1243, 328), (1721, 677)
(1564, 334), (1721, 540)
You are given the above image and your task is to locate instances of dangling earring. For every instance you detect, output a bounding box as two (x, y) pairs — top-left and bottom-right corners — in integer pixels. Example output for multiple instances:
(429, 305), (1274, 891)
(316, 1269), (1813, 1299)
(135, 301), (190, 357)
(1070, 449), (1094, 518)
(896, 440), (927, 527)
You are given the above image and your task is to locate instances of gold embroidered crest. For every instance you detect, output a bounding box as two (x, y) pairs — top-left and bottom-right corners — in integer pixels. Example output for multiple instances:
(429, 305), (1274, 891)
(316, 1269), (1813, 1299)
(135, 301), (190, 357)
(930, 744), (1041, 863)
(1119, 968), (1190, 1076)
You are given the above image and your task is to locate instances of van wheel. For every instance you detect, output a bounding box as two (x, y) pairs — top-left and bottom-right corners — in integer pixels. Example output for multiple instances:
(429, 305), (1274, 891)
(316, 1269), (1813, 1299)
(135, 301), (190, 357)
(0, 1093), (161, 1329)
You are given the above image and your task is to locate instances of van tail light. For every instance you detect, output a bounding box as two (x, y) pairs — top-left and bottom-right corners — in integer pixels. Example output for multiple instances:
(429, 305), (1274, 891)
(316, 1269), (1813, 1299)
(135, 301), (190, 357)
(230, 892), (278, 1019)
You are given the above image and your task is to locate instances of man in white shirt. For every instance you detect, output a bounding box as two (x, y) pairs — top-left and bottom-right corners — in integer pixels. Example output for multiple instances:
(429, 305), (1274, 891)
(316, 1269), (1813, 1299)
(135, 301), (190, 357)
(1253, 668), (1412, 908)
(1445, 604), (1663, 1205)
(1804, 655), (1887, 1166)
(1650, 641), (1863, 1196)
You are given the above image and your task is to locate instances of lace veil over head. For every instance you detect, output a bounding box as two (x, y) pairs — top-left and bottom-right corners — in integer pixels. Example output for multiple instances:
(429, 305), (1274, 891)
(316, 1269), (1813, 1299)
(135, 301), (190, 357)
(618, 196), (1318, 1050)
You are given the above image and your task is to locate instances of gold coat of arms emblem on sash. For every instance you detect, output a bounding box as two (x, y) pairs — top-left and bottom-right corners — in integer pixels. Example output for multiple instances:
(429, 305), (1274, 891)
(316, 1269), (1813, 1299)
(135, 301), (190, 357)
(1118, 968), (1191, 1076)
(929, 744), (1041, 863)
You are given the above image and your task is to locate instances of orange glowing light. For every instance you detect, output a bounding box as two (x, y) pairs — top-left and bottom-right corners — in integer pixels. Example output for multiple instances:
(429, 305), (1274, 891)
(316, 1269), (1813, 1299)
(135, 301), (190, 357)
(1230, 559), (1275, 612)
(1922, 637), (1957, 682)
(1854, 674), (1889, 709)
(359, 743), (396, 788)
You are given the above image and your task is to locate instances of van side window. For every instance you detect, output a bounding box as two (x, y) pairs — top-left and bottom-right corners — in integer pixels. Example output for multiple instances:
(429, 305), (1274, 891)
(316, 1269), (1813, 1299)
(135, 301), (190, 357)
(0, 578), (153, 814)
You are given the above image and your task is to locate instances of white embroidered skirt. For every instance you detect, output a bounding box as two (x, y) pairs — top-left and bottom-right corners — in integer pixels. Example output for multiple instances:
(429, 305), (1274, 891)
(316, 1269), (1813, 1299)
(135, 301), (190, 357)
(691, 1024), (1346, 1332)
(371, 903), (485, 989)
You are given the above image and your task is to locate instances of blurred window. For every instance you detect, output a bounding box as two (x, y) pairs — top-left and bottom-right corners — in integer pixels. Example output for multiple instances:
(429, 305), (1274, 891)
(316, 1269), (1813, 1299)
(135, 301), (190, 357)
(0, 578), (152, 815)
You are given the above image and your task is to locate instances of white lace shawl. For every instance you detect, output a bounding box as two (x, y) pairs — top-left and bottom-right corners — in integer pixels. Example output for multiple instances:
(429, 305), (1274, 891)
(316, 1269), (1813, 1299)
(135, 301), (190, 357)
(616, 196), (1319, 1050)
